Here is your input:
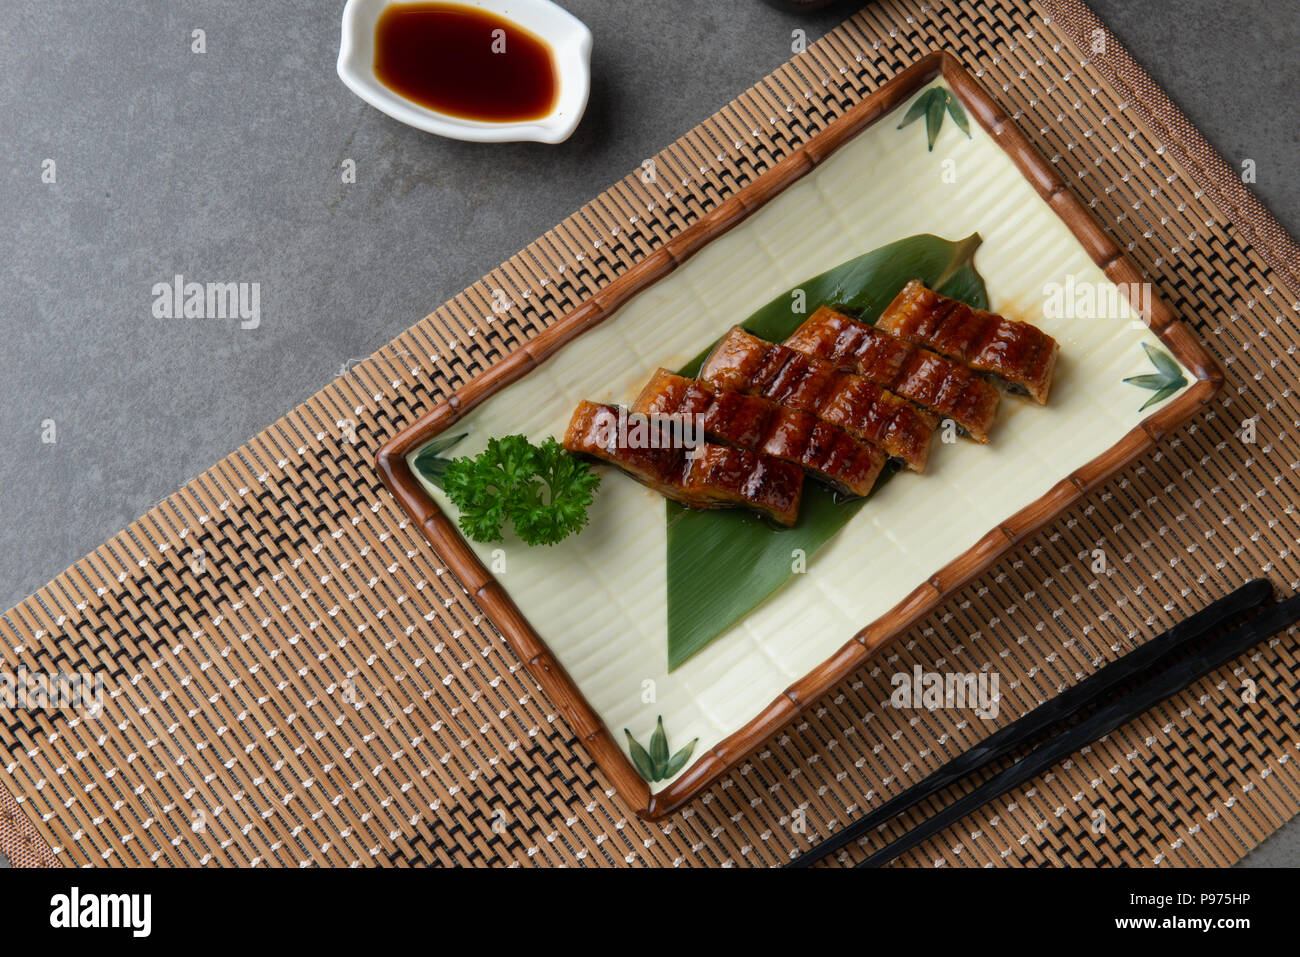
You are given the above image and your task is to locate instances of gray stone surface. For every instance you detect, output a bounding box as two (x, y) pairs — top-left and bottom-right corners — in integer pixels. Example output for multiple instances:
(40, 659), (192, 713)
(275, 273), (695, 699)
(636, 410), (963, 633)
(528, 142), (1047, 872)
(0, 0), (1295, 868)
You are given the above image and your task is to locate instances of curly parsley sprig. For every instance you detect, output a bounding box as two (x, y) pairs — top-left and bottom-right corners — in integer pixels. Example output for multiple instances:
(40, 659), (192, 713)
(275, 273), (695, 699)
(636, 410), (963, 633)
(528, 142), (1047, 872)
(441, 435), (600, 547)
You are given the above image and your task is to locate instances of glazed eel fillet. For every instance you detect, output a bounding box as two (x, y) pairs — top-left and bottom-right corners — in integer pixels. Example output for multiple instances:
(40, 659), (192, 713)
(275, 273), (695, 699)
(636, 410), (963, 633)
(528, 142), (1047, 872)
(563, 400), (803, 526)
(697, 327), (937, 472)
(631, 369), (886, 497)
(785, 306), (1001, 443)
(876, 280), (1060, 404)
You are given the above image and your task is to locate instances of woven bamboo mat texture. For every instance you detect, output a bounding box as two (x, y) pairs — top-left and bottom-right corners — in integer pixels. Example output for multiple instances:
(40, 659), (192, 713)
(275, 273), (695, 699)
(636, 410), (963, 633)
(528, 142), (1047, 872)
(3, 0), (1298, 868)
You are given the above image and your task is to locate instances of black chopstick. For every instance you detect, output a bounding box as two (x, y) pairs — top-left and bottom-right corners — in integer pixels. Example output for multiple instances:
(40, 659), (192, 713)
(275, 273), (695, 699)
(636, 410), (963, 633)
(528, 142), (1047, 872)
(789, 579), (1272, 868)
(854, 590), (1300, 867)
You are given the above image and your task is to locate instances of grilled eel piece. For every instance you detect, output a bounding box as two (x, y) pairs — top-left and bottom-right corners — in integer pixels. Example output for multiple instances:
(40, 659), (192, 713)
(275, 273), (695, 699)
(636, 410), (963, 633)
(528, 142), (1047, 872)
(563, 400), (803, 526)
(875, 280), (1059, 404)
(631, 369), (885, 497)
(785, 306), (1001, 443)
(697, 327), (937, 472)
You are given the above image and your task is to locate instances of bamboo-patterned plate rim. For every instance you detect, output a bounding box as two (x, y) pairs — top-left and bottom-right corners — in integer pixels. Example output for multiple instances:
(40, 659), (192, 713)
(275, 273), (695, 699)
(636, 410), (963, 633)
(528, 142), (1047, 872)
(375, 52), (1223, 820)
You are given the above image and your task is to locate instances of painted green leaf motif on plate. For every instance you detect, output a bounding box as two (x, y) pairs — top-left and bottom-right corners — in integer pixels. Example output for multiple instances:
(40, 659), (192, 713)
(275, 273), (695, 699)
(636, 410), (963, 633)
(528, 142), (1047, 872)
(924, 93), (945, 152)
(945, 94), (971, 138)
(1123, 342), (1187, 411)
(665, 233), (990, 670)
(411, 432), (468, 488)
(624, 729), (657, 782)
(625, 716), (697, 782)
(897, 87), (972, 152)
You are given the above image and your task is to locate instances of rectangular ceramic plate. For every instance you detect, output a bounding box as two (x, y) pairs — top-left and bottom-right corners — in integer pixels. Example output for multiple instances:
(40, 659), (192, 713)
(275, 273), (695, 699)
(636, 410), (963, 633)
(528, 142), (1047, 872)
(377, 53), (1222, 819)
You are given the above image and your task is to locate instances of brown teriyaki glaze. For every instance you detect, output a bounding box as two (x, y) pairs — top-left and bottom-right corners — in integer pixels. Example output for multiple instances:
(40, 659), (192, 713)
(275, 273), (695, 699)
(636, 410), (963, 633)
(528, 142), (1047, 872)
(698, 327), (938, 472)
(786, 307), (1002, 443)
(877, 281), (1060, 403)
(631, 369), (886, 497)
(562, 400), (805, 526)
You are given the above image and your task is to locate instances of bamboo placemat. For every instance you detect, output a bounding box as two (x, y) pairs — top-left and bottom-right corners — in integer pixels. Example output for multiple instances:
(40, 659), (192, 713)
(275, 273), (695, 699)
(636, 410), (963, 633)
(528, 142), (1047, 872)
(3, 0), (1298, 868)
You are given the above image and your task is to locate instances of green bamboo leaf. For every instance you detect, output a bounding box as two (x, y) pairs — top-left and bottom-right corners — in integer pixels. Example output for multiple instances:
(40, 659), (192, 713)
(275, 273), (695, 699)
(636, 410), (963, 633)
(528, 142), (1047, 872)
(667, 233), (988, 670)
(648, 716), (670, 774)
(624, 729), (657, 782)
(1122, 373), (1171, 390)
(896, 89), (936, 130)
(412, 432), (468, 487)
(944, 92), (971, 138)
(662, 739), (699, 779)
(924, 92), (945, 151)
(1139, 380), (1184, 411)
(1142, 342), (1182, 380)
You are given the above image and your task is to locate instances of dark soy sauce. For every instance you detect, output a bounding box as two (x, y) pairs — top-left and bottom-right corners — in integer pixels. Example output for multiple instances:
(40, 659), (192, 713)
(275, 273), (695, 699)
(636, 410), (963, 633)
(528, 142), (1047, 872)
(374, 3), (558, 123)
